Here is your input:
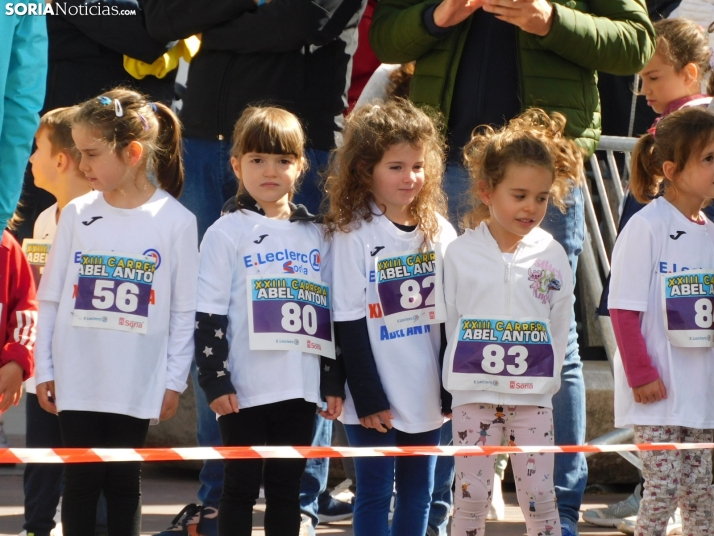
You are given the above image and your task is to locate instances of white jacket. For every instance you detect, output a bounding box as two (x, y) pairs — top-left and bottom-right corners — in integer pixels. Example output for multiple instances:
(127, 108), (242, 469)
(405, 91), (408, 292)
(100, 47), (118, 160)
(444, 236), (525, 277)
(443, 222), (574, 409)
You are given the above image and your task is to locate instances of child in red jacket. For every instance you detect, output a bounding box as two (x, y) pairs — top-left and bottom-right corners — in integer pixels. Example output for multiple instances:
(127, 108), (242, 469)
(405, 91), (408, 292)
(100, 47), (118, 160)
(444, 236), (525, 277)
(0, 230), (38, 442)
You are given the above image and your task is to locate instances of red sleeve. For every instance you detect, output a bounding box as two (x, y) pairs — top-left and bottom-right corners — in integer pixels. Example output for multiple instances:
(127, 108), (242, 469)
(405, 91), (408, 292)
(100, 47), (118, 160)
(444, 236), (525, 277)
(0, 232), (38, 380)
(610, 308), (660, 388)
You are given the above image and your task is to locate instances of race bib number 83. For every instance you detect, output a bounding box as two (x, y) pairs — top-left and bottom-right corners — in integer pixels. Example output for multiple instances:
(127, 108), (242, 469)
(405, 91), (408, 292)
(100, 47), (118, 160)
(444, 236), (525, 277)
(72, 251), (156, 334)
(663, 270), (714, 347)
(247, 275), (335, 358)
(445, 316), (557, 395)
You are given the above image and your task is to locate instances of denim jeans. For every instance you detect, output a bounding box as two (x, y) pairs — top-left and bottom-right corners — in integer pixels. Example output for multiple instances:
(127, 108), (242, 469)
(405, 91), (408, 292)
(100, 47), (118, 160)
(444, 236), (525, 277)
(180, 137), (236, 513)
(293, 148), (330, 216)
(299, 415), (333, 533)
(431, 163), (588, 531)
(345, 425), (440, 536)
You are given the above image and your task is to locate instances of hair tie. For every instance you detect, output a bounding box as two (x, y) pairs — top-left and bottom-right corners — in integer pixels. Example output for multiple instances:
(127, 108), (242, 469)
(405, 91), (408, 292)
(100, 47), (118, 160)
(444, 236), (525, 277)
(97, 96), (112, 106)
(138, 113), (150, 131)
(149, 102), (158, 113)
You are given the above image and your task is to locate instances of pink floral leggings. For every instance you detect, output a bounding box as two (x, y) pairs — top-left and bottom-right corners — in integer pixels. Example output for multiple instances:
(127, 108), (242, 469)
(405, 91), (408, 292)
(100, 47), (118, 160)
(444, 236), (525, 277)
(451, 403), (559, 536)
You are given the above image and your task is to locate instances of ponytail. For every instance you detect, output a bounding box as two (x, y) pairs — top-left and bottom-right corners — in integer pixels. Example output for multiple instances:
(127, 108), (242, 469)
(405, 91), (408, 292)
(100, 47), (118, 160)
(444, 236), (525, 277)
(152, 101), (184, 198)
(630, 134), (662, 204)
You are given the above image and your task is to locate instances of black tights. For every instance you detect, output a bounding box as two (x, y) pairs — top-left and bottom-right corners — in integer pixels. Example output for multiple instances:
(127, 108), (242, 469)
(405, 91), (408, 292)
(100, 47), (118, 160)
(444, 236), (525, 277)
(217, 398), (316, 536)
(58, 411), (149, 536)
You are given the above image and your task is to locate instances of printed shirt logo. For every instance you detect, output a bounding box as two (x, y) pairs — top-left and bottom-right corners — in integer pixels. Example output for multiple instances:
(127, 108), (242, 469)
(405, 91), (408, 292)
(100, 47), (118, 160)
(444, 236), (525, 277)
(370, 246), (385, 257)
(528, 259), (562, 305)
(142, 249), (162, 269)
(670, 231), (686, 240)
(82, 216), (103, 226)
(254, 234), (269, 244)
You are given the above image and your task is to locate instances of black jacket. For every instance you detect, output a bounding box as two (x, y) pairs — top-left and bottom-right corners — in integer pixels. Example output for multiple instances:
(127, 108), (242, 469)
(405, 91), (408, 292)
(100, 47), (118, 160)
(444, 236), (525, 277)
(43, 0), (176, 111)
(143, 0), (366, 151)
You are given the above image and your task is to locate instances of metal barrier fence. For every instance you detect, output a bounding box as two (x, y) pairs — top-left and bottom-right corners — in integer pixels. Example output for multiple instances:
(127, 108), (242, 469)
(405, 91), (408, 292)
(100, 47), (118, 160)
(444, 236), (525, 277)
(580, 135), (642, 469)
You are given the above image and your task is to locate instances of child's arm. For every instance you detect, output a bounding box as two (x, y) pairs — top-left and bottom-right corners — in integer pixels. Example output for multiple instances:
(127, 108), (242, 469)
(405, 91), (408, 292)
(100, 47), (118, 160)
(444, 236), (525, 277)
(195, 226), (238, 414)
(610, 308), (666, 403)
(0, 234), (38, 410)
(548, 249), (575, 383)
(162, 218), (201, 420)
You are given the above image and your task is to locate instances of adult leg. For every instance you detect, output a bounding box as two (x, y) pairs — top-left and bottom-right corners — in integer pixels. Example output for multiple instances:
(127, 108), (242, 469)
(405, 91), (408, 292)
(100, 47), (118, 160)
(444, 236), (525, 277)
(540, 185), (587, 534)
(293, 148), (330, 216)
(299, 415), (332, 533)
(392, 427), (440, 536)
(23, 393), (64, 536)
(264, 399), (317, 536)
(634, 425), (681, 536)
(217, 407), (269, 536)
(58, 411), (108, 536)
(103, 414), (150, 536)
(344, 424), (397, 536)
(427, 420), (454, 536)
(442, 163), (472, 231)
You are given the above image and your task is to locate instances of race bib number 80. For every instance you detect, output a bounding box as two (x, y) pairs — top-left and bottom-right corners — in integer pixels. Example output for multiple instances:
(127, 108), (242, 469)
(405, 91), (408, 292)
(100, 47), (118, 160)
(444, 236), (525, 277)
(72, 251), (156, 334)
(663, 270), (714, 347)
(445, 316), (557, 395)
(247, 275), (335, 358)
(375, 249), (445, 331)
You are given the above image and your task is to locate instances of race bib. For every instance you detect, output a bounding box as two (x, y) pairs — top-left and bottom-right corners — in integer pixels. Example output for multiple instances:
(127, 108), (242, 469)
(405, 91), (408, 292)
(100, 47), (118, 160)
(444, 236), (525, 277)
(662, 270), (714, 347)
(72, 251), (156, 334)
(375, 249), (445, 331)
(22, 238), (51, 284)
(247, 274), (335, 358)
(445, 316), (557, 395)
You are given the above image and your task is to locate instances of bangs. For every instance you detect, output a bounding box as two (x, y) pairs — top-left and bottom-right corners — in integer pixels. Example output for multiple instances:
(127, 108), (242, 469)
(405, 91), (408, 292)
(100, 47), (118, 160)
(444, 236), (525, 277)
(233, 107), (305, 158)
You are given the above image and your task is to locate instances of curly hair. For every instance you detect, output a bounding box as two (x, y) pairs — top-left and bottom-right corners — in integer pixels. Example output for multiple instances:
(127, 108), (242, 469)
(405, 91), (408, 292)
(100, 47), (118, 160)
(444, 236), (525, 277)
(323, 99), (446, 246)
(462, 109), (584, 229)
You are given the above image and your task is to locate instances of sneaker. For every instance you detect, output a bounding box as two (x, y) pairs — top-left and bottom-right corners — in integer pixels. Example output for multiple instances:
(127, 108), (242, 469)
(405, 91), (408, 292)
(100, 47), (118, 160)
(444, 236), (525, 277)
(317, 491), (353, 523)
(152, 503), (201, 535)
(197, 506), (217, 536)
(583, 485), (641, 527)
(616, 509), (682, 535)
(0, 420), (9, 448)
(486, 477), (505, 521)
(561, 517), (579, 536)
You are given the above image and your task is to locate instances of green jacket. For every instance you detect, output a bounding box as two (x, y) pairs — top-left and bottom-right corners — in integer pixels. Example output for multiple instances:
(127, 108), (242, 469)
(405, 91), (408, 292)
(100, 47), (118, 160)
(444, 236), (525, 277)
(370, 0), (655, 155)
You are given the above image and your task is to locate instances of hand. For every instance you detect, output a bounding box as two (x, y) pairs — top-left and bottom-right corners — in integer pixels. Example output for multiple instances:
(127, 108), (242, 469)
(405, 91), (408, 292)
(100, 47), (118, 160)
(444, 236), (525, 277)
(319, 396), (343, 420)
(210, 393), (239, 416)
(433, 0), (485, 28)
(359, 409), (394, 433)
(632, 378), (667, 404)
(159, 389), (180, 420)
(482, 0), (554, 36)
(36, 381), (57, 415)
(0, 362), (24, 411)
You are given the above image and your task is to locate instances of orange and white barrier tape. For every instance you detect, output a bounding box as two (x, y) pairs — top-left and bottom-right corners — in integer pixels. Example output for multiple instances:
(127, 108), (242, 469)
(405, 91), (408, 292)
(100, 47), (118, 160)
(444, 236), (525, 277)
(1, 443), (713, 464)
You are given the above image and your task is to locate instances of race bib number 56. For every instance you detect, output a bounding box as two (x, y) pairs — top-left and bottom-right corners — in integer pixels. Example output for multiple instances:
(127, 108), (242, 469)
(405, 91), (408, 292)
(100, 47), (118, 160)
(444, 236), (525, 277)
(445, 316), (557, 395)
(72, 251), (156, 334)
(663, 270), (714, 347)
(247, 275), (335, 358)
(375, 249), (445, 331)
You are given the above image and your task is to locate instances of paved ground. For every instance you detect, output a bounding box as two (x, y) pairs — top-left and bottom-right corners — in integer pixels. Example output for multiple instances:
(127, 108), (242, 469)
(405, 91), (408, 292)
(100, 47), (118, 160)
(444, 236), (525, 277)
(1, 397), (631, 536)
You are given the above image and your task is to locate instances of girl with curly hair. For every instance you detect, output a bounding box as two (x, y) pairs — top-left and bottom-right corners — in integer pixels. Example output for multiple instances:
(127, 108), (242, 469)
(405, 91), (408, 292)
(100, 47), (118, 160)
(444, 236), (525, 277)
(324, 99), (456, 536)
